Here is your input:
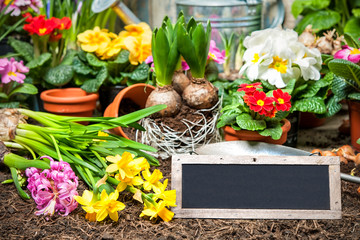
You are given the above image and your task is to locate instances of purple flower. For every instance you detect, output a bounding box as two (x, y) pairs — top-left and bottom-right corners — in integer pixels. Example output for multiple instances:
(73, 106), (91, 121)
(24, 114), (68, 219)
(208, 40), (226, 64)
(26, 156), (79, 216)
(1, 0), (42, 16)
(0, 58), (29, 84)
(334, 45), (360, 64)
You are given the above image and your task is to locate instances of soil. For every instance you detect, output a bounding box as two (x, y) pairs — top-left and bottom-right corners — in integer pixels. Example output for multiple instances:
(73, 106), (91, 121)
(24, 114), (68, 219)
(1, 109), (360, 239)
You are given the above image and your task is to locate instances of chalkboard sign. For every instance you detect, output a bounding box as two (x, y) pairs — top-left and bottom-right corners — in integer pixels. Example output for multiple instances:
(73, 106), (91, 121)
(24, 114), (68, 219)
(171, 155), (341, 219)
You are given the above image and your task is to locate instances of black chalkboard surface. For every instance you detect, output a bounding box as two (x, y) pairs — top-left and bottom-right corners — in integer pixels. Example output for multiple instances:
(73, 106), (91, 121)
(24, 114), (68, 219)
(171, 155), (341, 219)
(182, 164), (329, 210)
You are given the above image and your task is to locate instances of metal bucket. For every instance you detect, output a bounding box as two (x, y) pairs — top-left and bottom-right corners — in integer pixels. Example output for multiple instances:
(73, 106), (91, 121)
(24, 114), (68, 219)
(176, 0), (284, 70)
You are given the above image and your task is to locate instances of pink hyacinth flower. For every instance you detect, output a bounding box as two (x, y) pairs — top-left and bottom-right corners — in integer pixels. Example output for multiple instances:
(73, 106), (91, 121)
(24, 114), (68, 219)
(208, 40), (226, 64)
(25, 156), (79, 216)
(0, 57), (29, 84)
(181, 60), (190, 71)
(334, 45), (360, 64)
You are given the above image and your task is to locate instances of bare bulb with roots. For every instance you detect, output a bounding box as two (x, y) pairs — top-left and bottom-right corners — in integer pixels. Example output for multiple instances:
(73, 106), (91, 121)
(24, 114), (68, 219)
(145, 85), (182, 118)
(182, 78), (218, 109)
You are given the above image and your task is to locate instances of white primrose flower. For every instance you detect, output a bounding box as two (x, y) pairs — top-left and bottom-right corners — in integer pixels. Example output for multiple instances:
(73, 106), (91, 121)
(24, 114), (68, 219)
(239, 28), (322, 87)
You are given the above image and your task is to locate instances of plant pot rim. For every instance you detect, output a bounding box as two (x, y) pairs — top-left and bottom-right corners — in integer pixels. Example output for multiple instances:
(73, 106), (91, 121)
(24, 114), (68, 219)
(104, 83), (155, 139)
(40, 88), (98, 104)
(223, 119), (291, 144)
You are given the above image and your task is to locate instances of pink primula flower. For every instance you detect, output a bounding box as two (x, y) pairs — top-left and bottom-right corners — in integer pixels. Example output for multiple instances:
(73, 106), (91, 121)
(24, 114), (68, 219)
(0, 58), (29, 84)
(25, 156), (79, 216)
(334, 45), (360, 64)
(1, 0), (42, 16)
(208, 40), (226, 64)
(145, 55), (190, 71)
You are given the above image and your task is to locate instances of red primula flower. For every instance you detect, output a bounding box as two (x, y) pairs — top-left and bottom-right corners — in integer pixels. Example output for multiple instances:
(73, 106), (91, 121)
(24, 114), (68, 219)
(52, 16), (72, 30)
(264, 107), (278, 118)
(246, 90), (275, 114)
(49, 32), (63, 42)
(23, 15), (58, 36)
(23, 13), (33, 23)
(237, 82), (262, 94)
(273, 89), (291, 111)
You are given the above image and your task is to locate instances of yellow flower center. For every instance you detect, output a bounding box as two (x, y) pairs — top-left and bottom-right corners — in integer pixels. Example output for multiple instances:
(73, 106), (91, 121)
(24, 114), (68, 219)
(278, 98), (284, 104)
(350, 48), (360, 55)
(269, 56), (288, 74)
(4, 0), (12, 5)
(39, 28), (47, 34)
(209, 52), (217, 60)
(7, 71), (16, 77)
(246, 85), (253, 88)
(60, 23), (65, 29)
(257, 99), (264, 106)
(252, 53), (260, 63)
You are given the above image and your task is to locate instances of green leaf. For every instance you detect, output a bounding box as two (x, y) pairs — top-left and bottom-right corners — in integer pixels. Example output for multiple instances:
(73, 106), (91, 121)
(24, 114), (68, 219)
(0, 93), (8, 99)
(318, 95), (343, 118)
(295, 10), (340, 33)
(348, 92), (360, 101)
(44, 65), (74, 87)
(86, 53), (107, 67)
(216, 111), (238, 128)
(121, 63), (149, 81)
(291, 0), (330, 18)
(331, 75), (353, 98)
(72, 56), (97, 75)
(344, 33), (360, 49)
(299, 76), (331, 98)
(236, 113), (266, 131)
(8, 83), (38, 97)
(26, 53), (52, 69)
(0, 102), (19, 108)
(81, 66), (108, 93)
(113, 49), (130, 64)
(60, 49), (78, 65)
(353, 8), (360, 18)
(177, 24), (202, 78)
(328, 59), (360, 86)
(192, 23), (210, 77)
(8, 37), (34, 62)
(344, 18), (360, 41)
(292, 96), (326, 113)
(259, 121), (282, 140)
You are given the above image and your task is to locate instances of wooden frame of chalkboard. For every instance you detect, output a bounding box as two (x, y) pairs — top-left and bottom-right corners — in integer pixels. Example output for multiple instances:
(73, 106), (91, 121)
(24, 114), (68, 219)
(171, 155), (341, 219)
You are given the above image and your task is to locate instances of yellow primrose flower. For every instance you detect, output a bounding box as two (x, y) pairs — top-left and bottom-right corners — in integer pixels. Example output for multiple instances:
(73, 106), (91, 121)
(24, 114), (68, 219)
(119, 22), (152, 45)
(77, 26), (111, 53)
(97, 36), (124, 60)
(140, 200), (174, 222)
(142, 169), (163, 192)
(153, 179), (177, 207)
(92, 190), (125, 222)
(74, 190), (97, 222)
(122, 36), (151, 65)
(106, 152), (134, 179)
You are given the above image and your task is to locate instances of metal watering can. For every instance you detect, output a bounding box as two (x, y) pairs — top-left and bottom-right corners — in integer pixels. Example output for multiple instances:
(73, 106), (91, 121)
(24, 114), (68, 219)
(176, 0), (285, 70)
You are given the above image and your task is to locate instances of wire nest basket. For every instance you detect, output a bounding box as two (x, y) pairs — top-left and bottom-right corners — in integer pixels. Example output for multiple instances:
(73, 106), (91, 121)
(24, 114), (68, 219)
(134, 99), (222, 158)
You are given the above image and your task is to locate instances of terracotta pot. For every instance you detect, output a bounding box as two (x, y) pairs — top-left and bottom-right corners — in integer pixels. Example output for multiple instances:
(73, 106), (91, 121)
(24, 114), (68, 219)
(299, 112), (326, 129)
(40, 88), (98, 117)
(223, 119), (291, 145)
(348, 101), (360, 151)
(104, 83), (155, 138)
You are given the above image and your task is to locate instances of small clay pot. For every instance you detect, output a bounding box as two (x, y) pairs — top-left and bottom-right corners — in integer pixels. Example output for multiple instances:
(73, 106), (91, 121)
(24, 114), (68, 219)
(40, 88), (98, 117)
(299, 112), (326, 129)
(223, 119), (291, 145)
(104, 83), (155, 138)
(348, 101), (360, 151)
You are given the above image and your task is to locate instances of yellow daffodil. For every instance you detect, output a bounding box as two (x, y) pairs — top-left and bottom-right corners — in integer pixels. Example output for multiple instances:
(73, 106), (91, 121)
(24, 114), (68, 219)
(74, 190), (97, 222)
(119, 22), (152, 45)
(122, 36), (151, 65)
(128, 156), (150, 173)
(106, 152), (134, 179)
(93, 131), (109, 142)
(92, 190), (125, 222)
(77, 26), (111, 54)
(142, 169), (163, 192)
(115, 174), (144, 192)
(153, 179), (177, 207)
(140, 200), (174, 222)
